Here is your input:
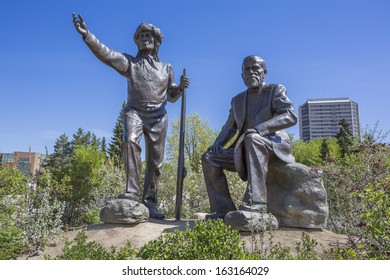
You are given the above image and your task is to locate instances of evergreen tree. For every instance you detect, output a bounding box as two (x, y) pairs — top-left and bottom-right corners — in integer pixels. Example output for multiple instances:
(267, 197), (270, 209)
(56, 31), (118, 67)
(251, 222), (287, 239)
(70, 128), (101, 153)
(320, 138), (330, 162)
(71, 128), (89, 149)
(336, 118), (354, 158)
(101, 137), (107, 157)
(108, 101), (126, 166)
(90, 133), (101, 150)
(45, 134), (72, 171)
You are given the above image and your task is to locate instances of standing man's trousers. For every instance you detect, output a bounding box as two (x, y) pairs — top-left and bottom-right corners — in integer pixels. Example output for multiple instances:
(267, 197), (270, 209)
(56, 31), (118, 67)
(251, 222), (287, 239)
(122, 109), (168, 208)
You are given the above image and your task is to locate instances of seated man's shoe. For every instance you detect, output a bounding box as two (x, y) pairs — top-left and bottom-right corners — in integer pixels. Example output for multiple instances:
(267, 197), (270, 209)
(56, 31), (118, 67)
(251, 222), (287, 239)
(239, 203), (268, 212)
(205, 212), (227, 220)
(148, 207), (165, 219)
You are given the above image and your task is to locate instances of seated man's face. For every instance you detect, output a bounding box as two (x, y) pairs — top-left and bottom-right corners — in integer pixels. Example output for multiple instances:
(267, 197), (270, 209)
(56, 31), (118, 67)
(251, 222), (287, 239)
(242, 58), (265, 89)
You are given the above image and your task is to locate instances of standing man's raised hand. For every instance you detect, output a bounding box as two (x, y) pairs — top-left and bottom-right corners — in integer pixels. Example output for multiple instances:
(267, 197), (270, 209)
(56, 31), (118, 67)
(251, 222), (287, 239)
(72, 13), (88, 37)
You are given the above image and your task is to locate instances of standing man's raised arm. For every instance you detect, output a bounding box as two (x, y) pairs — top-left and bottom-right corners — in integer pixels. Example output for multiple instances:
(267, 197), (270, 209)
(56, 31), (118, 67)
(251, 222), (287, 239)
(72, 13), (129, 75)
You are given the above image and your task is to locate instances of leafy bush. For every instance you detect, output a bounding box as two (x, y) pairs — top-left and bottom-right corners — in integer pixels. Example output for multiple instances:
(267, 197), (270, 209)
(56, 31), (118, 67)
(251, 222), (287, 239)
(0, 165), (28, 259)
(0, 165), (28, 197)
(291, 137), (340, 166)
(17, 188), (65, 256)
(0, 225), (26, 259)
(38, 144), (123, 226)
(46, 230), (136, 260)
(295, 233), (319, 260)
(322, 133), (390, 259)
(137, 219), (248, 260)
(79, 210), (101, 225)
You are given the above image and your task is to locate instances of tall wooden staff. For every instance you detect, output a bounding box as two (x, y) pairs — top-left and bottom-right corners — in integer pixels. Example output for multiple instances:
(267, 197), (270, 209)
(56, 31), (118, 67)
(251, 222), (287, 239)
(175, 69), (187, 220)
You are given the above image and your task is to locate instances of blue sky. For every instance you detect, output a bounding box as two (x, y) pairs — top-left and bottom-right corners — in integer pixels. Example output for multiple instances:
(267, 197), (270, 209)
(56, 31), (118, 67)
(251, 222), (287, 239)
(1, 0), (389, 154)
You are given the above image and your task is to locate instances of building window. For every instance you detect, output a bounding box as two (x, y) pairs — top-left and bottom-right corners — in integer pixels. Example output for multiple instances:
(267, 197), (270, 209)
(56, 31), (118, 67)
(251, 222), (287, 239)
(18, 158), (29, 175)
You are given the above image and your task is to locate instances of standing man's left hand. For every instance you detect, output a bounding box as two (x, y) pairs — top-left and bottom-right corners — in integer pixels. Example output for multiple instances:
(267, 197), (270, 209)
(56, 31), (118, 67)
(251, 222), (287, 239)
(179, 74), (190, 91)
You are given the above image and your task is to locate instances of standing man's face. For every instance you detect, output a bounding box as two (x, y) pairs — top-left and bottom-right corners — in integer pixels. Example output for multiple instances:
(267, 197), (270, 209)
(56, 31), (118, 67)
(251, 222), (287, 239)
(242, 58), (265, 89)
(138, 31), (155, 52)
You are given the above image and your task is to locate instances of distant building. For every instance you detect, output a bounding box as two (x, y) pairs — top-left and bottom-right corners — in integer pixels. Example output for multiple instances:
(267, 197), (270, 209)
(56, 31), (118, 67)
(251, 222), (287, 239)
(0, 150), (41, 176)
(299, 98), (360, 141)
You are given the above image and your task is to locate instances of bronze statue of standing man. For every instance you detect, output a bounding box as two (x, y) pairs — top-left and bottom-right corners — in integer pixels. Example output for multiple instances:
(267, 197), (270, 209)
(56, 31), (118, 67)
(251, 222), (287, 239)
(72, 13), (189, 219)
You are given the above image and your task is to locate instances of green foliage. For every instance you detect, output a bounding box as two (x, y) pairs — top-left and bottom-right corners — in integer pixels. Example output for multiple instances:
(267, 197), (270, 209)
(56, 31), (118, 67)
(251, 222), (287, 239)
(0, 165), (28, 197)
(160, 113), (243, 218)
(323, 129), (390, 259)
(0, 165), (29, 226)
(0, 225), (26, 259)
(166, 113), (218, 173)
(100, 136), (108, 157)
(70, 146), (105, 205)
(71, 128), (101, 152)
(46, 230), (136, 260)
(158, 161), (245, 219)
(266, 243), (294, 260)
(295, 233), (319, 260)
(325, 246), (363, 260)
(96, 158), (125, 202)
(0, 165), (29, 259)
(351, 178), (390, 259)
(291, 137), (340, 166)
(108, 101), (126, 166)
(79, 210), (101, 225)
(158, 162), (210, 218)
(137, 219), (248, 260)
(336, 118), (354, 158)
(320, 138), (330, 162)
(44, 134), (72, 177)
(39, 141), (110, 225)
(0, 171), (64, 258)
(17, 188), (65, 256)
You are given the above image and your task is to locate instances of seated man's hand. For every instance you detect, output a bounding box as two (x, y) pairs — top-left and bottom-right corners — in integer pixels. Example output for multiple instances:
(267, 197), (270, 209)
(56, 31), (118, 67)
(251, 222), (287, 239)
(245, 128), (257, 135)
(207, 144), (222, 155)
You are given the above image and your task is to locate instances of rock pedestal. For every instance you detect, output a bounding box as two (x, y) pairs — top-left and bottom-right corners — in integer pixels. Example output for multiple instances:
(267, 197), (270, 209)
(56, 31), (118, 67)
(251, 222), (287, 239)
(100, 198), (149, 224)
(266, 160), (329, 229)
(225, 160), (328, 231)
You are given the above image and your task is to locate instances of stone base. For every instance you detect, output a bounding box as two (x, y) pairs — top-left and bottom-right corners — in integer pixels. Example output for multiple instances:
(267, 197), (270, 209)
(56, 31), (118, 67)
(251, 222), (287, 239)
(267, 160), (329, 229)
(100, 198), (149, 224)
(224, 210), (279, 232)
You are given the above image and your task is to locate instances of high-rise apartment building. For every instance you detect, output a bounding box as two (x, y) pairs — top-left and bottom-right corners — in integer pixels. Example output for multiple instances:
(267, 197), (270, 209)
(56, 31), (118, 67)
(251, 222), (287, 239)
(299, 98), (360, 141)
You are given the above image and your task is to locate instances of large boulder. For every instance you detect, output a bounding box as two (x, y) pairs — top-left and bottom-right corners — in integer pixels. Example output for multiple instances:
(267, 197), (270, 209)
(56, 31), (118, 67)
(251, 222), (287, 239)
(266, 160), (328, 229)
(100, 198), (149, 224)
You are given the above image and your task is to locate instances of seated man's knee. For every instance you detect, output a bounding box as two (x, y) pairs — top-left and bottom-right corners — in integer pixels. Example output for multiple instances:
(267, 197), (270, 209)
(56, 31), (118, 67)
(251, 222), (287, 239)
(245, 132), (260, 144)
(244, 133), (269, 148)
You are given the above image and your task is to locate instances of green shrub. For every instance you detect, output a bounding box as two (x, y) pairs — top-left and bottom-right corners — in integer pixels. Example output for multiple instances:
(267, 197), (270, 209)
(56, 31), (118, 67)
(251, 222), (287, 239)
(137, 219), (248, 260)
(45, 230), (136, 260)
(80, 210), (101, 225)
(0, 165), (28, 197)
(295, 233), (319, 260)
(17, 188), (65, 256)
(0, 225), (26, 259)
(322, 132), (390, 259)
